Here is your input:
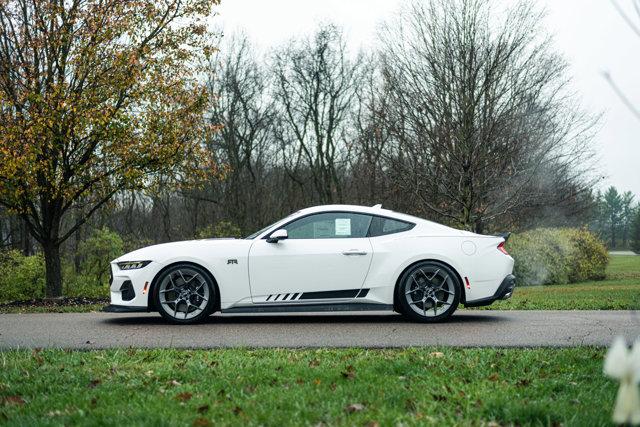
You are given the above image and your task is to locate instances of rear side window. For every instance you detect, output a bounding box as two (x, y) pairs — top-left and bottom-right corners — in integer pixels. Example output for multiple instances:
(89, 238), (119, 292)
(368, 216), (415, 237)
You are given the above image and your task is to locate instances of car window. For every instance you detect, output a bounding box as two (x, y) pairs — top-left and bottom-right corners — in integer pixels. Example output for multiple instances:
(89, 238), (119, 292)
(368, 216), (415, 237)
(284, 213), (373, 239)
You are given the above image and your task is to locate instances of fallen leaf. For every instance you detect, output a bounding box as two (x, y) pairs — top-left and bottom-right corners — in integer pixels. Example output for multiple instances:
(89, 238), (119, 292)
(405, 398), (417, 412)
(488, 373), (500, 382)
(32, 348), (44, 366)
(175, 392), (193, 402)
(192, 418), (212, 427)
(341, 365), (356, 380)
(169, 380), (182, 387)
(197, 404), (210, 414)
(313, 378), (321, 385)
(88, 379), (101, 389)
(345, 403), (365, 413)
(429, 352), (444, 358)
(3, 395), (25, 406)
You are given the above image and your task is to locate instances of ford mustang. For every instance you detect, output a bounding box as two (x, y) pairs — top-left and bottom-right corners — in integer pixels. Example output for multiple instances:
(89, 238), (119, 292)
(104, 204), (516, 324)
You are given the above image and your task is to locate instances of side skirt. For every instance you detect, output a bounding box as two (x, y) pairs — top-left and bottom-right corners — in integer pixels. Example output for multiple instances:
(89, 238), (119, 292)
(222, 303), (394, 314)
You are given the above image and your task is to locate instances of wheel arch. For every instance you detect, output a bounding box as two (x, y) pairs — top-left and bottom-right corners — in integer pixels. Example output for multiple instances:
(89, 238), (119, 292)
(393, 258), (466, 312)
(148, 261), (221, 313)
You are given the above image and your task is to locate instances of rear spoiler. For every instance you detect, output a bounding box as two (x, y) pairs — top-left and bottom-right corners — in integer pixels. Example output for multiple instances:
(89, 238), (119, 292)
(495, 232), (511, 242)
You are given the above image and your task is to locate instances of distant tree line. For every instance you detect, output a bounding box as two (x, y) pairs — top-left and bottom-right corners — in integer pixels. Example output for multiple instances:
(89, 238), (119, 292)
(0, 0), (606, 296)
(591, 186), (640, 250)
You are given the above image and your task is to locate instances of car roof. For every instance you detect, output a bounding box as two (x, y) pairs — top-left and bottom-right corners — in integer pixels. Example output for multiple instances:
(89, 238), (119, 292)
(298, 204), (405, 217)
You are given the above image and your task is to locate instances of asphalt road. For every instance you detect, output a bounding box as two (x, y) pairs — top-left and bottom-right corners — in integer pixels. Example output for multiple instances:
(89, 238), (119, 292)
(0, 310), (638, 349)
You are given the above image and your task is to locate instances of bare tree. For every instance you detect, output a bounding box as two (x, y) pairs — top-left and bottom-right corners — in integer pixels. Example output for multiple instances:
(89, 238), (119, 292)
(379, 0), (596, 233)
(189, 34), (277, 232)
(272, 24), (363, 204)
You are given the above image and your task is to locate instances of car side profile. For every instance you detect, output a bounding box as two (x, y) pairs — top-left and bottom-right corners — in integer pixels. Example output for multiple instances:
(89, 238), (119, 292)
(104, 204), (516, 324)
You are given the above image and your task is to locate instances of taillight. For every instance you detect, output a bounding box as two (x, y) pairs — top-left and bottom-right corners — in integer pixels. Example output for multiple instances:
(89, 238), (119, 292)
(497, 241), (509, 256)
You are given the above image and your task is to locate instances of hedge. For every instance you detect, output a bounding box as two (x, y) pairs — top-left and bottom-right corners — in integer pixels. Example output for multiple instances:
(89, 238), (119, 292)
(0, 250), (46, 303)
(507, 227), (608, 286)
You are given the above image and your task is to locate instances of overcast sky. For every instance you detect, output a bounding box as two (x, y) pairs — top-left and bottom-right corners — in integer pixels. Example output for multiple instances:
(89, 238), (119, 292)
(216, 0), (640, 197)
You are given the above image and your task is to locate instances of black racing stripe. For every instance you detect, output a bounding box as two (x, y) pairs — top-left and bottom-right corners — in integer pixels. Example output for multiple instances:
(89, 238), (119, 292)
(356, 289), (370, 298)
(298, 289), (360, 300)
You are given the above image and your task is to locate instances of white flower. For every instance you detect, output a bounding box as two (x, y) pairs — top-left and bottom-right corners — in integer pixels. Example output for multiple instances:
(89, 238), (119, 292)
(604, 336), (640, 425)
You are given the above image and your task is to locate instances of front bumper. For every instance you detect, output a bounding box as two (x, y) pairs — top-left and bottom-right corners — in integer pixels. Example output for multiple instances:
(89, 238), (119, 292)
(102, 304), (149, 313)
(109, 261), (160, 308)
(464, 274), (516, 308)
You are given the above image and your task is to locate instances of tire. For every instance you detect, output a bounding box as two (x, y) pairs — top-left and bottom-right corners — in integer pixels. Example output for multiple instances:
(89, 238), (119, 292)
(396, 261), (461, 323)
(153, 263), (216, 324)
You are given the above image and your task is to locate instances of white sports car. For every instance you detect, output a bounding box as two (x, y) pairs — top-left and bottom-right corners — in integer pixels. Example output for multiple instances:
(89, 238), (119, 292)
(104, 204), (515, 324)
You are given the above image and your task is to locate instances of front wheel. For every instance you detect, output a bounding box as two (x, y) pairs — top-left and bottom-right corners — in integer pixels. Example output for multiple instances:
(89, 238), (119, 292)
(153, 264), (216, 324)
(396, 261), (461, 323)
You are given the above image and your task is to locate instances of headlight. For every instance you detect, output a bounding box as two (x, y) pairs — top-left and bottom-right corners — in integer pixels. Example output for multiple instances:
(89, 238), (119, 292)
(117, 261), (151, 270)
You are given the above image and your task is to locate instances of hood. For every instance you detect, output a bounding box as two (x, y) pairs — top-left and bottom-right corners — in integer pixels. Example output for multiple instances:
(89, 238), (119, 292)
(112, 238), (246, 263)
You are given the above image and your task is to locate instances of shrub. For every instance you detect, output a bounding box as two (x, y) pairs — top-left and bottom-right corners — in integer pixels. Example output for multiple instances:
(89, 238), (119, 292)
(507, 228), (608, 286)
(63, 228), (123, 298)
(77, 227), (124, 286)
(563, 228), (608, 282)
(0, 250), (45, 303)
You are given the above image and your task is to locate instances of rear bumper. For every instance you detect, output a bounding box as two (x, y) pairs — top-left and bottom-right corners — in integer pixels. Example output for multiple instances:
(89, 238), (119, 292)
(102, 304), (149, 313)
(464, 274), (516, 308)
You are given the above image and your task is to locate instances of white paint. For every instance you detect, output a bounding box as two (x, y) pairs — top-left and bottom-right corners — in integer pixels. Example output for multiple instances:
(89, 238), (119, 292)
(109, 204), (514, 319)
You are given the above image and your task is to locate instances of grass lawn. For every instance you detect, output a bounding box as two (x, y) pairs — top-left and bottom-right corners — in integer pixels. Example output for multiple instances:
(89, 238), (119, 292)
(0, 348), (614, 426)
(477, 254), (640, 311)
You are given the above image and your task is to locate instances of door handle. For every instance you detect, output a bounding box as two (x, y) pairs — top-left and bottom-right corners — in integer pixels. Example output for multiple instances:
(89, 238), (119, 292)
(342, 250), (367, 256)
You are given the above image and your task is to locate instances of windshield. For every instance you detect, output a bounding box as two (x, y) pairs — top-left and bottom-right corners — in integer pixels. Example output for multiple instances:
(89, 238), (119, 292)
(244, 211), (299, 239)
(245, 222), (278, 240)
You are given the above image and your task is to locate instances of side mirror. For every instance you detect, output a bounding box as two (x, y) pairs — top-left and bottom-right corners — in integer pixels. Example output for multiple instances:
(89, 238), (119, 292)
(266, 229), (288, 244)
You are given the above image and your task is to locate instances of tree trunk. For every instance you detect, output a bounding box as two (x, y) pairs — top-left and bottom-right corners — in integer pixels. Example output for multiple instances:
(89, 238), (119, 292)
(42, 241), (63, 299)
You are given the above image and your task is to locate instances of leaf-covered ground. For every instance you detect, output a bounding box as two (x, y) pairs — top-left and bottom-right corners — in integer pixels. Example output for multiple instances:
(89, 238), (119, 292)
(0, 348), (614, 426)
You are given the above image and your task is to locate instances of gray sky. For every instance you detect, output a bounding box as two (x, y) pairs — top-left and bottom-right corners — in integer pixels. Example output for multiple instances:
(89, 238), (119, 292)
(217, 0), (640, 197)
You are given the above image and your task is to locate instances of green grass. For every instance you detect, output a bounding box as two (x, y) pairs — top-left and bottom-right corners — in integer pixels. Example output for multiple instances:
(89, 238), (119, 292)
(0, 348), (614, 426)
(478, 255), (640, 311)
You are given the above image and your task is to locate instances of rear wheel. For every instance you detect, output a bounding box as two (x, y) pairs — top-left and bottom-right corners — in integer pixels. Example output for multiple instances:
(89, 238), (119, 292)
(396, 261), (460, 322)
(153, 264), (216, 324)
